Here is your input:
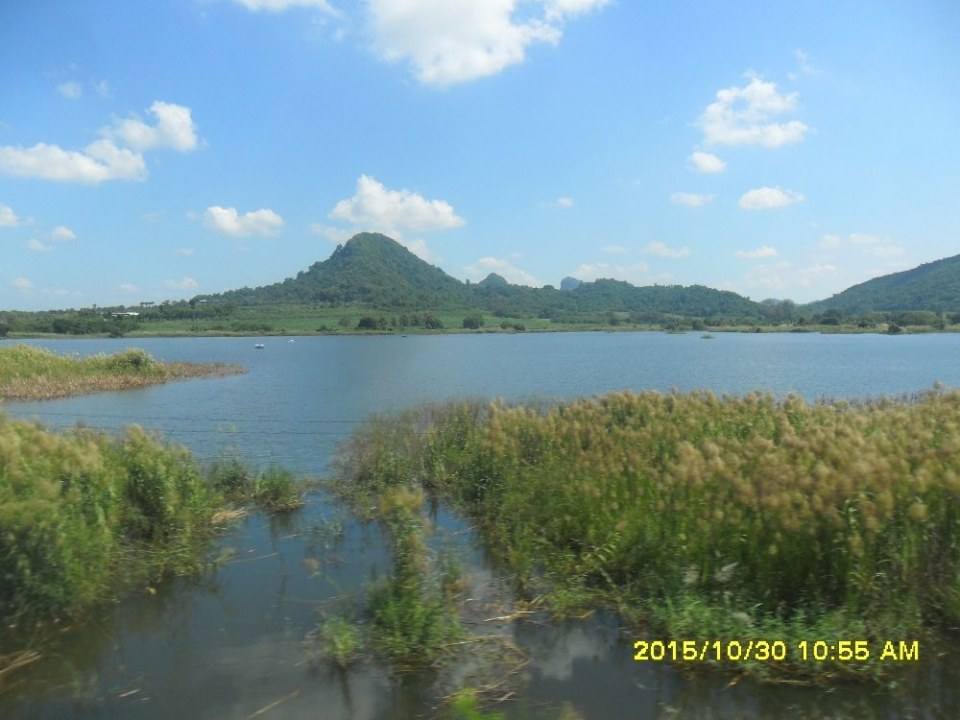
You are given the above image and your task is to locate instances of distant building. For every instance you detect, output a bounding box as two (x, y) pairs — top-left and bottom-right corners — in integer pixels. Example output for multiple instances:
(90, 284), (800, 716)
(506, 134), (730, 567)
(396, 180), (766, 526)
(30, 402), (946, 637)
(110, 311), (140, 318)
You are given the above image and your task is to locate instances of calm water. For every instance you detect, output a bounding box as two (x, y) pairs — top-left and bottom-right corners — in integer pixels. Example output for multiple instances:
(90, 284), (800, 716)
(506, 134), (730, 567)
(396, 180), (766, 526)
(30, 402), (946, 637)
(2, 332), (959, 719)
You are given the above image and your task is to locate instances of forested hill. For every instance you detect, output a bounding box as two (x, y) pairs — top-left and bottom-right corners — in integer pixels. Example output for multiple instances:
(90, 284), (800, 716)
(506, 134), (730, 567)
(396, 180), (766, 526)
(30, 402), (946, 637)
(197, 232), (763, 319)
(202, 233), (472, 308)
(806, 254), (960, 313)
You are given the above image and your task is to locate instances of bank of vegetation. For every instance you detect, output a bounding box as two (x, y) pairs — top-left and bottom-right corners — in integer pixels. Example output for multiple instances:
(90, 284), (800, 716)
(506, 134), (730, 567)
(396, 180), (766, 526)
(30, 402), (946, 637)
(0, 345), (243, 400)
(0, 416), (302, 634)
(331, 389), (960, 683)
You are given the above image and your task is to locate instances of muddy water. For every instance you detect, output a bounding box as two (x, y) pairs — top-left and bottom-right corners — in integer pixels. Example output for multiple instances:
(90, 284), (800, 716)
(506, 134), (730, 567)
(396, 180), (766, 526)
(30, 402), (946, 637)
(2, 333), (959, 718)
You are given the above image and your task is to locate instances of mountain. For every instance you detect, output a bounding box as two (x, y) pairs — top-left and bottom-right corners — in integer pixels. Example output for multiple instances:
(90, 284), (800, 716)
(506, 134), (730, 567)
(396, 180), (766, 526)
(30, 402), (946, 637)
(201, 233), (471, 308)
(197, 232), (763, 319)
(807, 254), (960, 313)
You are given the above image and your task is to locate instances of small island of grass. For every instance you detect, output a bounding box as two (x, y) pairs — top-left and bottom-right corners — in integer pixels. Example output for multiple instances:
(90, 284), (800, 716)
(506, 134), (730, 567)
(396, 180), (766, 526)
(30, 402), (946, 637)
(0, 345), (243, 401)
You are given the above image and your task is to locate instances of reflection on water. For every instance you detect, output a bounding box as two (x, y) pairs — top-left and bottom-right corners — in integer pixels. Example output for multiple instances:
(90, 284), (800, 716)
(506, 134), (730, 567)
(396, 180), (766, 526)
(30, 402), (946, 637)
(3, 334), (960, 718)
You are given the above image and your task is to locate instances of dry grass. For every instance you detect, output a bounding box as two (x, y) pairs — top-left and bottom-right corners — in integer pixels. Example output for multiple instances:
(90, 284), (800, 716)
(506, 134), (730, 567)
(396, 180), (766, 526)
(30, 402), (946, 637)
(0, 345), (243, 401)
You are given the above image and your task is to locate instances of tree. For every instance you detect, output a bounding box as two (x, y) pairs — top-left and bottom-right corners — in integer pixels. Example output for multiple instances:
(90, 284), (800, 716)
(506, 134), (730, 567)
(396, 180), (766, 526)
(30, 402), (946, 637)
(462, 315), (484, 330)
(0, 320), (9, 337)
(423, 314), (444, 330)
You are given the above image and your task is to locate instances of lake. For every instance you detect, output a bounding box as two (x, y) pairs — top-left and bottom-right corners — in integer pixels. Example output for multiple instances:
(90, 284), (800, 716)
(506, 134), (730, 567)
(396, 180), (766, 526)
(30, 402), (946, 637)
(2, 332), (959, 719)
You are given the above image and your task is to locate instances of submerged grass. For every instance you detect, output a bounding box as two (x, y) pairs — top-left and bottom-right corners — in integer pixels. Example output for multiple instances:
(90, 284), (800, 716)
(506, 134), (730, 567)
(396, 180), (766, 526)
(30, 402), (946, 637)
(0, 344), (243, 400)
(0, 414), (303, 632)
(332, 389), (960, 682)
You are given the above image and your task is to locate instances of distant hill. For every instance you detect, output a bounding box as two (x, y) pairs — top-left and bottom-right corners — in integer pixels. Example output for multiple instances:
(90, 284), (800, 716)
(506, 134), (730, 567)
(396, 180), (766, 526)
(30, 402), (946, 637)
(807, 254), (960, 313)
(198, 232), (763, 319)
(201, 233), (471, 308)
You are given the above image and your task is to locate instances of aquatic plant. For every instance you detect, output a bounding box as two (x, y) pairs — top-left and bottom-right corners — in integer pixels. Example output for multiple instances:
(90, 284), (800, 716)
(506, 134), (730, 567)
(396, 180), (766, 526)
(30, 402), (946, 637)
(334, 389), (960, 680)
(368, 486), (462, 666)
(0, 416), (299, 631)
(316, 616), (362, 669)
(209, 459), (304, 511)
(0, 344), (242, 400)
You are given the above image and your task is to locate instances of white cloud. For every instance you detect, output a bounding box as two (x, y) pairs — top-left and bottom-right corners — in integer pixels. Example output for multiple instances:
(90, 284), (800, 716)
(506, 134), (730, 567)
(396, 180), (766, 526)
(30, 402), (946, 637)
(736, 245), (778, 259)
(820, 233), (904, 258)
(104, 101), (199, 152)
(204, 206), (284, 237)
(643, 241), (690, 259)
(0, 140), (146, 183)
(792, 49), (815, 78)
(554, 196), (574, 208)
(670, 192), (714, 207)
(57, 81), (82, 99)
(27, 238), (52, 253)
(12, 277), (33, 290)
(739, 186), (804, 210)
(232, 0), (337, 11)
(689, 151), (726, 174)
(175, 247), (195, 256)
(119, 282), (140, 293)
(403, 238), (439, 263)
(543, 0), (609, 21)
(51, 225), (76, 241)
(330, 175), (464, 236)
(94, 80), (111, 98)
(367, 0), (608, 87)
(573, 261), (650, 283)
(700, 76), (808, 148)
(0, 203), (21, 227)
(165, 276), (199, 291)
(310, 223), (352, 244)
(602, 244), (628, 255)
(464, 256), (539, 286)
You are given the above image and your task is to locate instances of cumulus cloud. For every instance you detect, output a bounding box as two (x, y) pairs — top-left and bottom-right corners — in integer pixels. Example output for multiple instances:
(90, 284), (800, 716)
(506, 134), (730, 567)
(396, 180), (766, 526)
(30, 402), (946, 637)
(330, 175), (464, 236)
(464, 256), (539, 286)
(700, 77), (808, 148)
(573, 261), (650, 283)
(94, 80), (111, 98)
(204, 206), (284, 237)
(103, 101), (199, 152)
(310, 223), (352, 244)
(643, 241), (690, 259)
(176, 247), (195, 256)
(165, 276), (199, 290)
(232, 0), (337, 11)
(670, 192), (714, 207)
(57, 81), (82, 99)
(602, 244), (627, 255)
(11, 277), (33, 290)
(0, 140), (146, 183)
(51, 225), (76, 241)
(554, 196), (574, 208)
(368, 0), (608, 87)
(119, 282), (140, 293)
(0, 203), (21, 227)
(27, 238), (52, 253)
(739, 186), (804, 210)
(743, 260), (836, 292)
(689, 151), (725, 174)
(0, 100), (197, 184)
(736, 245), (778, 259)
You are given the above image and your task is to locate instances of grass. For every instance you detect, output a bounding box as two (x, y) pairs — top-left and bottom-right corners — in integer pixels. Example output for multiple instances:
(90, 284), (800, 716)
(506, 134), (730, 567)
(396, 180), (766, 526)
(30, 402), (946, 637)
(0, 415), (303, 631)
(0, 345), (243, 400)
(331, 389), (960, 683)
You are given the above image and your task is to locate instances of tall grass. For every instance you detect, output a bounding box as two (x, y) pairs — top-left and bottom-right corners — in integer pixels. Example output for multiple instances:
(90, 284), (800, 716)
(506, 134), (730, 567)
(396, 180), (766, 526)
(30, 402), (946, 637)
(332, 389), (960, 679)
(0, 415), (302, 629)
(0, 345), (243, 400)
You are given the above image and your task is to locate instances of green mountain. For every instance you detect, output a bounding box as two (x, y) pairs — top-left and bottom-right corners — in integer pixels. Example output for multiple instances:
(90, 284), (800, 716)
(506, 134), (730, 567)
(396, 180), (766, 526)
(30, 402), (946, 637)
(807, 254), (960, 313)
(202, 232), (471, 308)
(197, 232), (762, 319)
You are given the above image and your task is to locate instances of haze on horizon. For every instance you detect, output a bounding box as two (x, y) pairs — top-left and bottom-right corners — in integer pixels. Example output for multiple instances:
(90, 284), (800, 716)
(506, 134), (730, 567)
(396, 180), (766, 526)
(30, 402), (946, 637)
(1, 0), (957, 310)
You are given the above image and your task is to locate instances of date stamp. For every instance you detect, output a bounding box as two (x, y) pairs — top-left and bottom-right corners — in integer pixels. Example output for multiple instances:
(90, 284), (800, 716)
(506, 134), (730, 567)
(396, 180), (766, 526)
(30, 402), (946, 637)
(633, 639), (919, 664)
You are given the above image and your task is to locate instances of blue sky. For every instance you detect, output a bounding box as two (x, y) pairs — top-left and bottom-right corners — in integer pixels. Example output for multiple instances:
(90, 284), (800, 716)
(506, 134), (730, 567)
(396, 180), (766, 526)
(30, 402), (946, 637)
(1, 0), (958, 309)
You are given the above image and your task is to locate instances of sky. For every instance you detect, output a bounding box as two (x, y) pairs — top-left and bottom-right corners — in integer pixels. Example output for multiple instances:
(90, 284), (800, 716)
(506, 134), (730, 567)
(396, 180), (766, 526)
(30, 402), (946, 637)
(1, 0), (958, 310)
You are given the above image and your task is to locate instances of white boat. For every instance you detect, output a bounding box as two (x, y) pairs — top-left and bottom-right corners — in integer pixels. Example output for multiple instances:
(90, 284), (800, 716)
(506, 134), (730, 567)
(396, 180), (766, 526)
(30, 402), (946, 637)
(255, 343), (265, 349)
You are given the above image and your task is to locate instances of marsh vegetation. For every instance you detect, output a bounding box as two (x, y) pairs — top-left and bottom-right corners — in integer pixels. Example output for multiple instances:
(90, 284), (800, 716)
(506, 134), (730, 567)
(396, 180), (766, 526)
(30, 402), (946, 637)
(332, 389), (960, 682)
(0, 345), (243, 400)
